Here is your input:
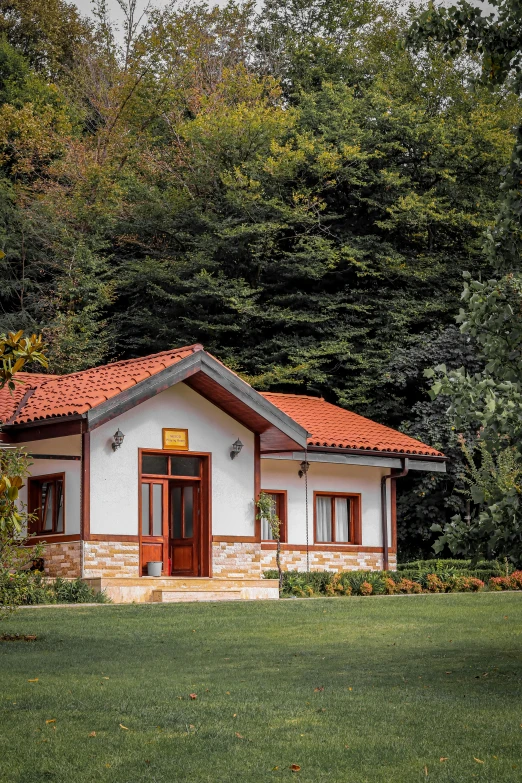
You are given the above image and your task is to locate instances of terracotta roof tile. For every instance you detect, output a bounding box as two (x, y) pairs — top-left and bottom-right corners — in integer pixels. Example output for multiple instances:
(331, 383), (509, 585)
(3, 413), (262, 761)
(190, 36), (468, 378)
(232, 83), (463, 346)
(261, 393), (444, 457)
(0, 372), (59, 424)
(0, 345), (202, 425)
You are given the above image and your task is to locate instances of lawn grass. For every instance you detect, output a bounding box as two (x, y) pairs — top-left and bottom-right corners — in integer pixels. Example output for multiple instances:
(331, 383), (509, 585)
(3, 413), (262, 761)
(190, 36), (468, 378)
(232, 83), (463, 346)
(1, 593), (521, 783)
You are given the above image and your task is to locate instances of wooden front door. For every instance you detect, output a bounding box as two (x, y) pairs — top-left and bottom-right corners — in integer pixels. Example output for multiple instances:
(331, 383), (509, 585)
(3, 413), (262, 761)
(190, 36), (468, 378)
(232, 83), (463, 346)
(139, 450), (211, 578)
(169, 481), (200, 576)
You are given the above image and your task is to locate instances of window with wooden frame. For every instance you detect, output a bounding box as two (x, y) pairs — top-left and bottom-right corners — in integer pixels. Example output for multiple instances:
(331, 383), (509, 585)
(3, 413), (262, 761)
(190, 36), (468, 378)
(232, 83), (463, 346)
(260, 490), (287, 542)
(314, 492), (361, 544)
(28, 474), (65, 535)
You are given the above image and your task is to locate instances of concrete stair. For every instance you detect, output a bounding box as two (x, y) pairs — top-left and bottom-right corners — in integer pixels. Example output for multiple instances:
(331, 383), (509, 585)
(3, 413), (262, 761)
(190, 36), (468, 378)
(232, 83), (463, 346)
(85, 576), (279, 603)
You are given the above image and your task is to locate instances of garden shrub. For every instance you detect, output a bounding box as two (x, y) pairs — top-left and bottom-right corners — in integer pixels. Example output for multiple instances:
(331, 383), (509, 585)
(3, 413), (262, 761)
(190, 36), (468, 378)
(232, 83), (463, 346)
(263, 568), (494, 597)
(0, 571), (109, 606)
(489, 571), (522, 591)
(425, 573), (446, 592)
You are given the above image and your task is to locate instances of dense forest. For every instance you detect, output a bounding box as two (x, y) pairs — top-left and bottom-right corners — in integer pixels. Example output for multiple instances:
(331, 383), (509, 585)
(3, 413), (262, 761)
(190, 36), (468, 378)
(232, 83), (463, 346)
(0, 0), (519, 557)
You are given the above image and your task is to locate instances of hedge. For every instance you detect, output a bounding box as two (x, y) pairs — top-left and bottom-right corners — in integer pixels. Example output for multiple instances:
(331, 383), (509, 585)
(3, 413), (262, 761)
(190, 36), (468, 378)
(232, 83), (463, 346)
(0, 572), (109, 606)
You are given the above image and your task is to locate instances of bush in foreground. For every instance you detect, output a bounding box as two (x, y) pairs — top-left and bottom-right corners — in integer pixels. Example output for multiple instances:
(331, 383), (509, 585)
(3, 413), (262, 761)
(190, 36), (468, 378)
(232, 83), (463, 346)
(0, 571), (109, 606)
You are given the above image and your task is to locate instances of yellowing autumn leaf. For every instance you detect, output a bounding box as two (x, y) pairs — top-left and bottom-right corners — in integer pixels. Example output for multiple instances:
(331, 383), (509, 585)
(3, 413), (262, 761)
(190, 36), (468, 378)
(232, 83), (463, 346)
(474, 757), (484, 763)
(290, 764), (301, 772)
(119, 724), (129, 730)
(440, 757), (448, 762)
(28, 678), (38, 683)
(235, 732), (244, 739)
(89, 731), (96, 737)
(45, 719), (56, 724)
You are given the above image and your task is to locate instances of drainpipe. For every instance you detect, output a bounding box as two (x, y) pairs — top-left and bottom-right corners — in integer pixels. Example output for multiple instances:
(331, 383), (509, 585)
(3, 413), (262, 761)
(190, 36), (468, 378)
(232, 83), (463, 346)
(381, 458), (409, 571)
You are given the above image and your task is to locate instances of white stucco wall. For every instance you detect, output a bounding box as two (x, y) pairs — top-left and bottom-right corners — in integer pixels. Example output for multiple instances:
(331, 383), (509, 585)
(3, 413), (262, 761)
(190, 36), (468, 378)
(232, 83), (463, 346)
(89, 382), (255, 536)
(261, 458), (392, 547)
(17, 435), (82, 535)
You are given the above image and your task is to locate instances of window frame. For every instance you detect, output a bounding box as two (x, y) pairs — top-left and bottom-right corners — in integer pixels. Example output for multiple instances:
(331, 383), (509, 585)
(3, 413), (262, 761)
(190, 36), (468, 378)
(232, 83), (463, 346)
(313, 491), (362, 545)
(28, 473), (66, 536)
(260, 489), (287, 543)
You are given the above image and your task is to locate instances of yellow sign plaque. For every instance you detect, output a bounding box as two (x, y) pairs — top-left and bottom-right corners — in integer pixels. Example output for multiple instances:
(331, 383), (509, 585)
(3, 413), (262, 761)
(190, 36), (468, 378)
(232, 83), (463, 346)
(162, 428), (189, 451)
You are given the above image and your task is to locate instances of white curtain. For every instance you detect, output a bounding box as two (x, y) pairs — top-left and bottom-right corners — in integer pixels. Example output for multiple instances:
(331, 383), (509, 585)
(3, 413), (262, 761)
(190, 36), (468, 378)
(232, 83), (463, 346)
(262, 494), (277, 540)
(316, 496), (332, 542)
(335, 497), (350, 542)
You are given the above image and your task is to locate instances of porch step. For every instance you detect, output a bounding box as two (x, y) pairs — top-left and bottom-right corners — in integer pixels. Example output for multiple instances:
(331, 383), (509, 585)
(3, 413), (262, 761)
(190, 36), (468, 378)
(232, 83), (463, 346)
(152, 589), (242, 603)
(85, 577), (279, 604)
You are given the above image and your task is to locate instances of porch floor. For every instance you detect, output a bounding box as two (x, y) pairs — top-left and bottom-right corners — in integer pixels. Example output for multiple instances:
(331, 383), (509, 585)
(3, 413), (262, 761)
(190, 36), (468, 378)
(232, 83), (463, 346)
(85, 577), (279, 603)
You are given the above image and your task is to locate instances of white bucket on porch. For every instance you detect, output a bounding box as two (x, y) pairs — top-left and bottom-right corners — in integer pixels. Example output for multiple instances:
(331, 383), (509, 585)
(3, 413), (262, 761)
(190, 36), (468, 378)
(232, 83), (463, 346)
(147, 561), (163, 577)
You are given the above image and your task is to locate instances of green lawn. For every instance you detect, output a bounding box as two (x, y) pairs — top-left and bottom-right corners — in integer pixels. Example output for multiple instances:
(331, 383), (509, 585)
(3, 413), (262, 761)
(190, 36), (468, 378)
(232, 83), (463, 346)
(1, 594), (521, 783)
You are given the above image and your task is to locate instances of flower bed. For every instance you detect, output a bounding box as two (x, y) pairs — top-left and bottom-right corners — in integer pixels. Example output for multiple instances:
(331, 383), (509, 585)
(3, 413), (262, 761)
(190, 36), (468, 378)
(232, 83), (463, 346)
(263, 561), (520, 597)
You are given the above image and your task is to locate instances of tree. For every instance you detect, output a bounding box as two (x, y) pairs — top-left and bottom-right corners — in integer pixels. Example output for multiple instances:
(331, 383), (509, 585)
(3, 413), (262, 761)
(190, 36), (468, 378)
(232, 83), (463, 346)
(406, 0), (522, 564)
(0, 330), (46, 616)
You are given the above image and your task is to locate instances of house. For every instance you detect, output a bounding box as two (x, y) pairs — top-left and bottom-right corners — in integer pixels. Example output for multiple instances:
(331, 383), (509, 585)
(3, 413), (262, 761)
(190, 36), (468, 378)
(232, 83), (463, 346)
(0, 345), (445, 602)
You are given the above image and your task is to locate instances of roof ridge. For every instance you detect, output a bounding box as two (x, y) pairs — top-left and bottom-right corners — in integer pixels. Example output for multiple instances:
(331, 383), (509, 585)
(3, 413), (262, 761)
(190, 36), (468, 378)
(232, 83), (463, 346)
(41, 344), (204, 382)
(261, 392), (324, 400)
(5, 385), (38, 425)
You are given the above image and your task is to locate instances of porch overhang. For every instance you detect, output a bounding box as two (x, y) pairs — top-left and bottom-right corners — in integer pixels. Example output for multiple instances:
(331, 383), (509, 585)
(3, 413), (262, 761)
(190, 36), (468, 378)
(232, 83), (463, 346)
(262, 450), (447, 473)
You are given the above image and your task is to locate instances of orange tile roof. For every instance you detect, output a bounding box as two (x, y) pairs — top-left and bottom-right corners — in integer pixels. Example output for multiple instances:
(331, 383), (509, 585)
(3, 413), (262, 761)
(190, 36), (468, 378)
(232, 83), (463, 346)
(0, 345), (202, 425)
(0, 372), (59, 424)
(261, 393), (443, 457)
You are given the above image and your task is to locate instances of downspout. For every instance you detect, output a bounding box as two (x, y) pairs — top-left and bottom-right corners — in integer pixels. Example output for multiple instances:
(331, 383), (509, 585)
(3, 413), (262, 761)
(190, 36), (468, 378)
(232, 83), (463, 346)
(381, 458), (409, 571)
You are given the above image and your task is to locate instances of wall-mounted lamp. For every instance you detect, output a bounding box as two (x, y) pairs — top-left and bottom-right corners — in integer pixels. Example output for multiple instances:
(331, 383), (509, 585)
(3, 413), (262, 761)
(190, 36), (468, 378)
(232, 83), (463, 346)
(112, 428), (125, 451)
(298, 460), (310, 478)
(230, 438), (244, 460)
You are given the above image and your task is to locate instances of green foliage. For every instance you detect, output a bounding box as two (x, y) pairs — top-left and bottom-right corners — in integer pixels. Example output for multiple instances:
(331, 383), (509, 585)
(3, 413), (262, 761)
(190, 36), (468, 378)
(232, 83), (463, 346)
(2, 0), (522, 548)
(0, 572), (109, 606)
(263, 561), (511, 595)
(407, 0), (522, 565)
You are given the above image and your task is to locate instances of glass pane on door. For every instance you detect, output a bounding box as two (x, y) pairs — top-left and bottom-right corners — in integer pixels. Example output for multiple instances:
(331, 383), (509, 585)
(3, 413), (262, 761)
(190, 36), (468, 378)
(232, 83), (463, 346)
(171, 486), (182, 538)
(170, 456), (200, 477)
(184, 486), (193, 538)
(152, 484), (163, 536)
(142, 455), (168, 475)
(141, 484), (150, 535)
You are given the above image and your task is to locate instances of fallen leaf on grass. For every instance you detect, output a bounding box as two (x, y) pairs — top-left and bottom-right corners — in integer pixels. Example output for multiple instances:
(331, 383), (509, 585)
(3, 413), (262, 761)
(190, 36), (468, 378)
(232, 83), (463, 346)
(235, 732), (244, 739)
(440, 757), (448, 762)
(119, 724), (129, 730)
(314, 687), (324, 692)
(189, 693), (197, 700)
(45, 719), (56, 724)
(89, 732), (96, 737)
(290, 764), (301, 772)
(28, 679), (38, 683)
(272, 766), (279, 771)
(103, 677), (109, 680)
(474, 758), (484, 764)
(424, 766), (428, 776)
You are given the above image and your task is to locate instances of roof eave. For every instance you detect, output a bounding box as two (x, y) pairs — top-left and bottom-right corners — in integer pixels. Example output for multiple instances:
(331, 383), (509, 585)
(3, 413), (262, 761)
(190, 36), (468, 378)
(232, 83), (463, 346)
(307, 445), (447, 461)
